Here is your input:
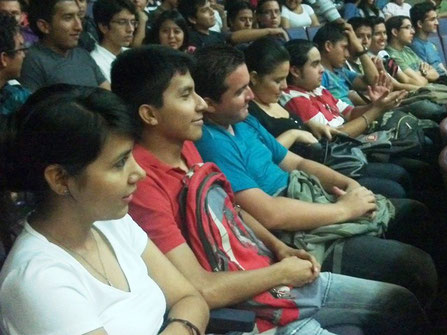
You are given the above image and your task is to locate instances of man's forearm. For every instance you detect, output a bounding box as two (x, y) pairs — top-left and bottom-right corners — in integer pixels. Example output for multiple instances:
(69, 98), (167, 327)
(359, 53), (379, 86)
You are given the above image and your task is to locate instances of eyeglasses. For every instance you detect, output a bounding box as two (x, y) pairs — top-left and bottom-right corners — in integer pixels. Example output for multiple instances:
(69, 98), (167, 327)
(110, 19), (139, 27)
(1, 46), (29, 54)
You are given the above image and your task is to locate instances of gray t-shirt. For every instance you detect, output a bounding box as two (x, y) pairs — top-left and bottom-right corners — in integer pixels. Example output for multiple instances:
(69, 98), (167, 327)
(20, 43), (106, 92)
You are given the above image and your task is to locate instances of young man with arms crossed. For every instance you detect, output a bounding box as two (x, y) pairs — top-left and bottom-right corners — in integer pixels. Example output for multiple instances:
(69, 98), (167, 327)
(385, 15), (440, 84)
(20, 0), (110, 92)
(110, 45), (430, 335)
(410, 2), (447, 77)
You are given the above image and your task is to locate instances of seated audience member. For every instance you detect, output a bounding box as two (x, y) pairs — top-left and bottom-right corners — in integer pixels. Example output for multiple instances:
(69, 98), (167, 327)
(75, 0), (100, 51)
(192, 44), (442, 306)
(226, 1), (289, 46)
(385, 15), (440, 83)
(147, 0), (177, 24)
(129, 0), (151, 46)
(383, 0), (412, 20)
(177, 0), (226, 48)
(0, 0), (38, 47)
(369, 16), (427, 86)
(281, 0), (320, 29)
(343, 0), (361, 20)
(410, 2), (447, 77)
(282, 39), (405, 138)
(91, 0), (137, 82)
(246, 37), (412, 199)
(111, 44), (431, 335)
(257, 0), (286, 29)
(315, 22), (379, 106)
(209, 0), (227, 33)
(20, 0), (110, 92)
(148, 10), (190, 51)
(0, 84), (209, 335)
(346, 17), (373, 74)
(228, 1), (254, 31)
(358, 0), (385, 18)
(354, 16), (447, 120)
(0, 13), (30, 115)
(304, 0), (342, 24)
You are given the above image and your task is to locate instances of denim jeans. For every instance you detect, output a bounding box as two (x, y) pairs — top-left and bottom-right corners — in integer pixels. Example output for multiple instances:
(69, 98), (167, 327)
(395, 100), (447, 123)
(232, 272), (428, 335)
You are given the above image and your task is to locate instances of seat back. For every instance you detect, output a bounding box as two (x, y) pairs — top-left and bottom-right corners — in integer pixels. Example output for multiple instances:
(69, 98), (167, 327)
(286, 27), (307, 40)
(307, 26), (319, 41)
(439, 17), (447, 36)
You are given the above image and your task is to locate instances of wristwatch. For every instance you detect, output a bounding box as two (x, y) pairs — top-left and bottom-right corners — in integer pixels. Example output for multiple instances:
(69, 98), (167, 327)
(356, 45), (369, 57)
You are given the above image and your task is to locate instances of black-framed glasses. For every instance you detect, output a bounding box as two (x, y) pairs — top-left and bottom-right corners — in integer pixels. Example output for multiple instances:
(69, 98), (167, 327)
(1, 46), (29, 54)
(110, 19), (139, 27)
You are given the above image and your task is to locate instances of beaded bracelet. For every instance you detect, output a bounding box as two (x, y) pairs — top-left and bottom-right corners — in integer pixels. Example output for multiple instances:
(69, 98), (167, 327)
(161, 317), (201, 335)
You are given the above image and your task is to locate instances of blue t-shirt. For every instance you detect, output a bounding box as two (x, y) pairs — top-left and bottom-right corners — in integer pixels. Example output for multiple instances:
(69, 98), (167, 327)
(321, 67), (359, 106)
(410, 37), (446, 76)
(195, 115), (289, 196)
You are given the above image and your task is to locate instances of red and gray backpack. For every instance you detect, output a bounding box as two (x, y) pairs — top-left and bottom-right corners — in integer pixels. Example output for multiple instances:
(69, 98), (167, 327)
(178, 162), (300, 333)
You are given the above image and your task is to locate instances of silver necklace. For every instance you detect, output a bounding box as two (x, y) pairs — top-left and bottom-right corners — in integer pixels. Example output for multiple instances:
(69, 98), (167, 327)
(51, 229), (113, 287)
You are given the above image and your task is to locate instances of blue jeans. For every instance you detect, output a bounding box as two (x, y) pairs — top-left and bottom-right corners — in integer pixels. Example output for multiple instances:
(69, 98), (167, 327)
(232, 272), (427, 335)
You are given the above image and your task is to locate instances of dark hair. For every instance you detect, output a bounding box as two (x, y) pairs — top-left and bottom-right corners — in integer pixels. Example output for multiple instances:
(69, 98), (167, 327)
(148, 10), (189, 50)
(93, 0), (137, 41)
(0, 84), (137, 201)
(111, 45), (195, 128)
(245, 37), (289, 77)
(410, 2), (436, 29)
(0, 0), (23, 11)
(193, 44), (245, 102)
(385, 15), (409, 42)
(284, 39), (315, 82)
(256, 0), (281, 14)
(227, 1), (253, 28)
(177, 0), (207, 24)
(28, 0), (68, 39)
(369, 15), (385, 30)
(313, 22), (346, 52)
(0, 13), (19, 55)
(358, 0), (380, 17)
(348, 16), (373, 31)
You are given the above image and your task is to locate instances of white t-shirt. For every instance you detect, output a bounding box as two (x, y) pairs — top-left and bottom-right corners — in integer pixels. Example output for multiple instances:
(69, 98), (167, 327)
(210, 9), (223, 33)
(383, 2), (411, 18)
(90, 44), (128, 83)
(281, 4), (315, 28)
(0, 214), (166, 335)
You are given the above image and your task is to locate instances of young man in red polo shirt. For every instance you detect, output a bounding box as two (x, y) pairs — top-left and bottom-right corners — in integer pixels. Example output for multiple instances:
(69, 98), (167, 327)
(110, 45), (428, 335)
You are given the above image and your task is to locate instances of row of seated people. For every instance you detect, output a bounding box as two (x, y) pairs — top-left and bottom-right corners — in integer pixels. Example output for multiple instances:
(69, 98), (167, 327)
(1, 0), (447, 334)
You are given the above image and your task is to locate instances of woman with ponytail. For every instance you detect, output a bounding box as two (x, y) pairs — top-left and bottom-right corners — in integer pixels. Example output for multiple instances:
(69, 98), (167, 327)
(0, 84), (209, 335)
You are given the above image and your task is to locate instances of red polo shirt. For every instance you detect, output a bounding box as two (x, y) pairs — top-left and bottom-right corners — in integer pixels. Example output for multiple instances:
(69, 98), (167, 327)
(130, 141), (202, 254)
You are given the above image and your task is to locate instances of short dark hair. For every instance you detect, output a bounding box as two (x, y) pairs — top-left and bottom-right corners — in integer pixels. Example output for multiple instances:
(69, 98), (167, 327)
(0, 13), (19, 55)
(313, 22), (346, 52)
(245, 37), (289, 77)
(284, 39), (315, 83)
(193, 44), (245, 102)
(348, 16), (373, 31)
(111, 45), (195, 130)
(28, 0), (68, 38)
(385, 15), (410, 43)
(256, 0), (281, 14)
(227, 1), (253, 27)
(148, 10), (189, 50)
(410, 2), (436, 29)
(177, 0), (207, 24)
(93, 0), (137, 41)
(369, 16), (385, 31)
(0, 84), (137, 201)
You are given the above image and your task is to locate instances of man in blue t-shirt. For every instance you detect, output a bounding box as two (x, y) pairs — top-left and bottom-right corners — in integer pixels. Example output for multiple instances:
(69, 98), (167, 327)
(191, 45), (440, 312)
(410, 2), (447, 76)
